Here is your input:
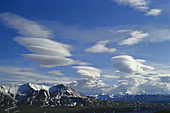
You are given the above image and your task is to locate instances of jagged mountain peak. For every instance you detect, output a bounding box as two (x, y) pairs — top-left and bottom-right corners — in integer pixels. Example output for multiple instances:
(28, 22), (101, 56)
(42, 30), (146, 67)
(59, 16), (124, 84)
(17, 83), (50, 94)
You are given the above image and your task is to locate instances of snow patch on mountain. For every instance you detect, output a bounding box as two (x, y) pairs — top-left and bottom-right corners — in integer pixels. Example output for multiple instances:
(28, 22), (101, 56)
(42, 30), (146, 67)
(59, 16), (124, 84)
(17, 83), (50, 94)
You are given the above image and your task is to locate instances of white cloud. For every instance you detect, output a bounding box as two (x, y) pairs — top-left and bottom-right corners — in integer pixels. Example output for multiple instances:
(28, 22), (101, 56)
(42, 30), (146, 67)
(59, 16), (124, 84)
(28, 21), (170, 45)
(111, 29), (132, 33)
(114, 0), (149, 11)
(14, 37), (76, 67)
(68, 78), (108, 95)
(23, 54), (75, 68)
(111, 55), (154, 74)
(139, 81), (170, 94)
(113, 0), (162, 16)
(71, 66), (110, 95)
(85, 40), (116, 53)
(102, 75), (120, 79)
(106, 78), (170, 95)
(0, 13), (77, 68)
(0, 66), (57, 83)
(0, 12), (52, 38)
(118, 30), (149, 45)
(0, 65), (78, 85)
(109, 55), (170, 95)
(159, 76), (170, 83)
(145, 9), (162, 16)
(143, 25), (170, 43)
(76, 60), (92, 66)
(73, 66), (102, 79)
(48, 70), (64, 75)
(109, 25), (170, 44)
(14, 37), (73, 57)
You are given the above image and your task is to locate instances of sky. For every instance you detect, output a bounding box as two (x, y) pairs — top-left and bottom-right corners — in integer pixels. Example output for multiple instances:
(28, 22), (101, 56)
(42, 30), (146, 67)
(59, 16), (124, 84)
(0, 0), (170, 95)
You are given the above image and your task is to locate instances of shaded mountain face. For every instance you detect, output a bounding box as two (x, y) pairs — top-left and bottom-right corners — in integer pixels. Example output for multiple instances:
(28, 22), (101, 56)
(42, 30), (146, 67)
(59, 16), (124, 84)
(49, 84), (86, 98)
(0, 83), (106, 107)
(0, 92), (16, 107)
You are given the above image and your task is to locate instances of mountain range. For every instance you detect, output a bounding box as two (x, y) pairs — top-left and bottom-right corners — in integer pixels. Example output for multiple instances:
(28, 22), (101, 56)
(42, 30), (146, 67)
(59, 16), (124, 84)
(0, 83), (114, 107)
(97, 93), (170, 102)
(1, 82), (170, 109)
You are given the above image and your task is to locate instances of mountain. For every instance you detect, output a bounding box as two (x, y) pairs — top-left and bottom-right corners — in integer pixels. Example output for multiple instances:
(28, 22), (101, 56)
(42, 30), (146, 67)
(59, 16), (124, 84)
(0, 91), (16, 106)
(0, 83), (114, 107)
(96, 94), (170, 102)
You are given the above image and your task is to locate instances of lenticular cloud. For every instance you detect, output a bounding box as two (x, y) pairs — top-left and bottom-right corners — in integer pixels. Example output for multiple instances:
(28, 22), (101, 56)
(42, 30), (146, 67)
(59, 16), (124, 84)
(0, 12), (76, 68)
(111, 55), (154, 74)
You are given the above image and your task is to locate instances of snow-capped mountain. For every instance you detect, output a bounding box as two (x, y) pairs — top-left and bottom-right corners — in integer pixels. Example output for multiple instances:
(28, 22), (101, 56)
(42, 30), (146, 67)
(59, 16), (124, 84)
(0, 83), (112, 107)
(96, 94), (170, 102)
(1, 82), (169, 108)
(0, 83), (89, 107)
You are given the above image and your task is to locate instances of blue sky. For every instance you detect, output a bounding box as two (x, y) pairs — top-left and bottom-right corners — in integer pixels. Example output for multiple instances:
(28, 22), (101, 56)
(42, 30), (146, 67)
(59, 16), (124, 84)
(0, 0), (170, 95)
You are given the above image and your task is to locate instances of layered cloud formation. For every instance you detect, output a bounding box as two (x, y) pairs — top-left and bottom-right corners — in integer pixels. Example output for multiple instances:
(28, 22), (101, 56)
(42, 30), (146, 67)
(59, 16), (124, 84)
(112, 55), (154, 74)
(0, 12), (77, 68)
(14, 37), (75, 67)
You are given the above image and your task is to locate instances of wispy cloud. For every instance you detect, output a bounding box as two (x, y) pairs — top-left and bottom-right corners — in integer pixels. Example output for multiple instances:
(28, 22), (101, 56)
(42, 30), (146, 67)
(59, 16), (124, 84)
(114, 0), (149, 11)
(39, 21), (170, 46)
(0, 12), (53, 38)
(113, 0), (162, 16)
(0, 65), (77, 85)
(143, 25), (170, 43)
(0, 65), (56, 83)
(48, 70), (64, 75)
(102, 75), (120, 79)
(145, 9), (162, 16)
(117, 30), (149, 46)
(110, 29), (132, 33)
(85, 40), (116, 53)
(76, 60), (92, 66)
(110, 25), (170, 44)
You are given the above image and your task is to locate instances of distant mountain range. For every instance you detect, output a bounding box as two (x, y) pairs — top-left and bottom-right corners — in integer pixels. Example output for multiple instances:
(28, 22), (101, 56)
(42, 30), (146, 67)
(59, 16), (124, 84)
(96, 94), (170, 102)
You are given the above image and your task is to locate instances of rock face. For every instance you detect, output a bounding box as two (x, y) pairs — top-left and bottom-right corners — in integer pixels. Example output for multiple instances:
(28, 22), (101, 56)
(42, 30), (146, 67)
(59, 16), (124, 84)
(0, 83), (107, 107)
(0, 92), (16, 106)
